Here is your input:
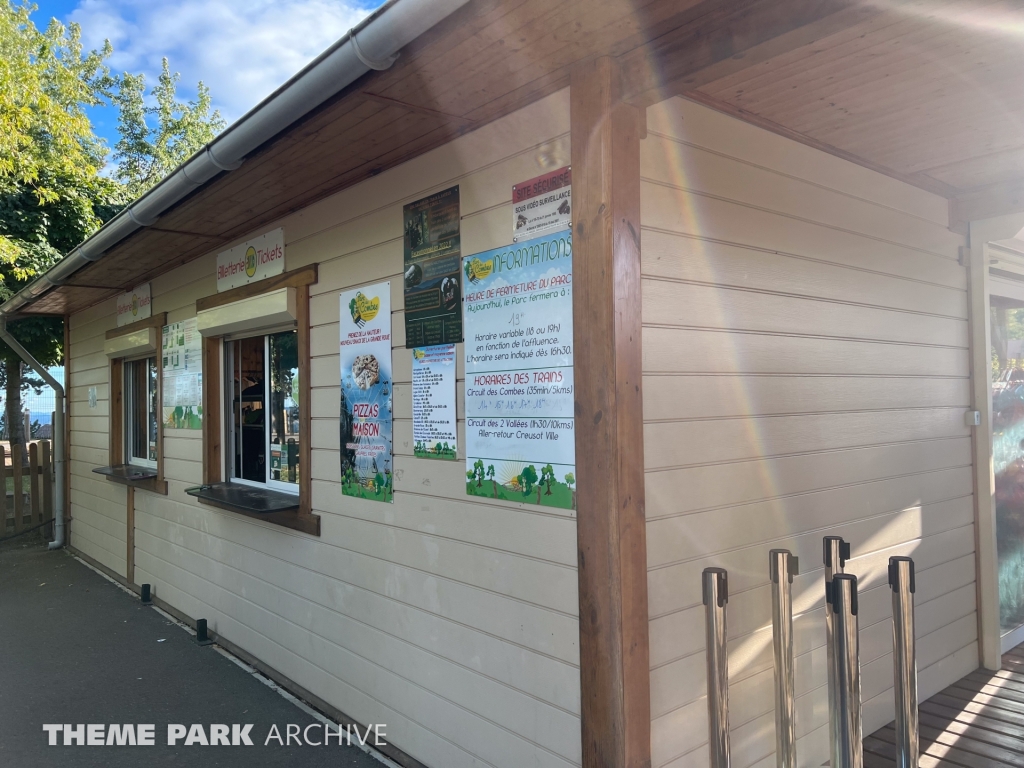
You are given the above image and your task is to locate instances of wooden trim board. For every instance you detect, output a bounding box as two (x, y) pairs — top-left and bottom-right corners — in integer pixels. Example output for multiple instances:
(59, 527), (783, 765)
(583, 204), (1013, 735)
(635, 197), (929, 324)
(105, 312), (168, 340)
(195, 265), (318, 313)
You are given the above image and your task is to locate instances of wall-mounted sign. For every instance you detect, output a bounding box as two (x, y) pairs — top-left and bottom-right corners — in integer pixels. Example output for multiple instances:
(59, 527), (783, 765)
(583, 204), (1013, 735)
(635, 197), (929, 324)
(513, 167), (571, 241)
(463, 229), (575, 509)
(162, 318), (202, 429)
(216, 228), (285, 292)
(339, 282), (393, 503)
(403, 186), (462, 347)
(116, 283), (152, 326)
(412, 344), (457, 461)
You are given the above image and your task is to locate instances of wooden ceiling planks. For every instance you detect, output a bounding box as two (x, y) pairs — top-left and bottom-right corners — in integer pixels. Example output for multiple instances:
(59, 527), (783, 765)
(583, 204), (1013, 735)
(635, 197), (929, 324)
(21, 0), (1024, 315)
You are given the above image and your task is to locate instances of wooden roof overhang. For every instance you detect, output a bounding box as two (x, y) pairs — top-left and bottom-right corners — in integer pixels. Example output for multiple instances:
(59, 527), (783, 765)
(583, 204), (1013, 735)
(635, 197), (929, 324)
(21, 0), (1024, 316)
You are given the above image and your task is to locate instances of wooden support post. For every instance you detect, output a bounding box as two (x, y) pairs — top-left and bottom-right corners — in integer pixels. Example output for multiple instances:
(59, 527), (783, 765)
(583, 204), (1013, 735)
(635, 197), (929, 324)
(28, 442), (40, 525)
(570, 56), (650, 768)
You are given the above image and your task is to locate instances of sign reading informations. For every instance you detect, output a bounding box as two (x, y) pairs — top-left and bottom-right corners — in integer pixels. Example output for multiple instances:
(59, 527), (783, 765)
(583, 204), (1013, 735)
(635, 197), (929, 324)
(116, 283), (152, 326)
(339, 282), (393, 503)
(216, 228), (285, 292)
(162, 318), (202, 429)
(463, 229), (575, 509)
(513, 167), (571, 241)
(403, 187), (462, 347)
(412, 344), (457, 461)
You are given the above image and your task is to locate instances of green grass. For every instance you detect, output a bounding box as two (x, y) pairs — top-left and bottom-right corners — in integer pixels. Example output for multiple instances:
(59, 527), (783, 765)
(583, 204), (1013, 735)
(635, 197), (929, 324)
(467, 479), (574, 510)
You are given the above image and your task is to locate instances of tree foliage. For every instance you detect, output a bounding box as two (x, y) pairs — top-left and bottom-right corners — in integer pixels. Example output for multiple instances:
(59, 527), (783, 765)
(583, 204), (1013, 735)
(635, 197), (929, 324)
(112, 58), (225, 198)
(0, 1), (225, 447)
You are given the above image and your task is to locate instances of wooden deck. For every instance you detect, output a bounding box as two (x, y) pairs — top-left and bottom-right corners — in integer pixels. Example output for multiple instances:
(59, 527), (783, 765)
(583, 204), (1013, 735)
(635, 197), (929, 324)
(865, 646), (1024, 767)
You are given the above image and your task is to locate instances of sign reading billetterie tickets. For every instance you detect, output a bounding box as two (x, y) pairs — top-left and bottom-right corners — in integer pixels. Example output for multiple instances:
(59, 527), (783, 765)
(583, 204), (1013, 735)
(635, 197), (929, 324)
(463, 229), (576, 510)
(403, 186), (462, 347)
(339, 282), (393, 503)
(162, 318), (202, 429)
(513, 167), (571, 241)
(412, 344), (457, 461)
(216, 228), (285, 292)
(116, 283), (151, 326)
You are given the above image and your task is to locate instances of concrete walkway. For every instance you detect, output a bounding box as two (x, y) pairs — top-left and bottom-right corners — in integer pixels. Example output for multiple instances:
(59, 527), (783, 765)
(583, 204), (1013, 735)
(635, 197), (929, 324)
(0, 538), (383, 767)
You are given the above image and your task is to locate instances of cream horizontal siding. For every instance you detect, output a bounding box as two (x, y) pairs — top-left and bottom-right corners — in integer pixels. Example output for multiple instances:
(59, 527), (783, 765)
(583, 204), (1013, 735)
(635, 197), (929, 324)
(67, 300), (127, 577)
(641, 97), (975, 768)
(111, 89), (581, 768)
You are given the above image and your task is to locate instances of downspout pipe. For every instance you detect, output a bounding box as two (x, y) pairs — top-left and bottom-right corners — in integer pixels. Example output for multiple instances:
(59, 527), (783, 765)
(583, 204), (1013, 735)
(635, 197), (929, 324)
(0, 0), (472, 318)
(0, 317), (65, 549)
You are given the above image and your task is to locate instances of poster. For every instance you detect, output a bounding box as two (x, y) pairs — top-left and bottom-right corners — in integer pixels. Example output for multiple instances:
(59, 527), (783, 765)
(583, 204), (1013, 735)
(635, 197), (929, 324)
(412, 344), (457, 460)
(463, 229), (575, 509)
(513, 167), (571, 241)
(116, 283), (151, 326)
(216, 228), (284, 292)
(403, 186), (462, 347)
(162, 318), (203, 429)
(339, 282), (393, 503)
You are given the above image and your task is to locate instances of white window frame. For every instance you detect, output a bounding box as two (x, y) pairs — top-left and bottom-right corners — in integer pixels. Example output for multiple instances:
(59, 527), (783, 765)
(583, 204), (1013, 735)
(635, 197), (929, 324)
(223, 325), (300, 495)
(124, 355), (158, 469)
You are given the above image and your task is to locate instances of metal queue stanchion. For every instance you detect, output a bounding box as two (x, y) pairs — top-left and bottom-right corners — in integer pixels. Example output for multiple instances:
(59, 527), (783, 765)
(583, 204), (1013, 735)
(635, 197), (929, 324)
(888, 556), (919, 768)
(823, 536), (850, 763)
(830, 573), (863, 768)
(769, 550), (799, 768)
(703, 567), (730, 768)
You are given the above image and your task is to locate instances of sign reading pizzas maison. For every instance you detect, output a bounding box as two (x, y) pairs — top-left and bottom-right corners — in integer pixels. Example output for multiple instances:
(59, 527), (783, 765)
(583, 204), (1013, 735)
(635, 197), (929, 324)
(463, 228), (576, 510)
(216, 228), (285, 292)
(339, 282), (393, 503)
(115, 283), (152, 326)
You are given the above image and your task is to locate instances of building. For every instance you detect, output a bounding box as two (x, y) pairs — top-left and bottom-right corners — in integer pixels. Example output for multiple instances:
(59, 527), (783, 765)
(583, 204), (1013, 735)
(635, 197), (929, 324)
(4, 1), (1024, 766)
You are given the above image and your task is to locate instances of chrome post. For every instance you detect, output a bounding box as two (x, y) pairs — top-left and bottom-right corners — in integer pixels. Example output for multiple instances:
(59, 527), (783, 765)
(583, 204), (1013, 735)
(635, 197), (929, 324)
(769, 549), (799, 768)
(830, 573), (863, 768)
(703, 567), (730, 768)
(888, 556), (919, 768)
(823, 536), (850, 764)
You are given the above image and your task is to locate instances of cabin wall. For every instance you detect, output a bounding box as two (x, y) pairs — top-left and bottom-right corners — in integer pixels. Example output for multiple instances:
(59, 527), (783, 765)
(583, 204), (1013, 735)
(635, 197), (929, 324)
(640, 96), (975, 768)
(67, 90), (580, 768)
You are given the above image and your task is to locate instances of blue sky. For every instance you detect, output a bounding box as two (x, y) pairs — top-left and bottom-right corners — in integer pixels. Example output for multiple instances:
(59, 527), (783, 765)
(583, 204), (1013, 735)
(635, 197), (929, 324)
(31, 0), (383, 161)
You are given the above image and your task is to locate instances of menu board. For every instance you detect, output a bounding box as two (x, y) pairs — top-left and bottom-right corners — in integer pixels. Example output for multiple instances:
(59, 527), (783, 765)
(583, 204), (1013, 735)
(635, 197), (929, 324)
(403, 186), (462, 347)
(463, 229), (575, 509)
(412, 344), (457, 460)
(162, 318), (203, 429)
(339, 282), (393, 503)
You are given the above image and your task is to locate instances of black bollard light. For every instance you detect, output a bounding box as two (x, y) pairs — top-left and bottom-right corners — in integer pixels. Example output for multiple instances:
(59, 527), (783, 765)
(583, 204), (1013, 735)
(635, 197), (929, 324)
(195, 618), (214, 646)
(140, 583), (152, 605)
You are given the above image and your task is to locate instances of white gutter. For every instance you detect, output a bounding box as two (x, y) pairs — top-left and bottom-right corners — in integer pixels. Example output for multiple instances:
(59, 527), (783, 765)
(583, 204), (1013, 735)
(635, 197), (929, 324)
(0, 318), (65, 549)
(0, 0), (471, 316)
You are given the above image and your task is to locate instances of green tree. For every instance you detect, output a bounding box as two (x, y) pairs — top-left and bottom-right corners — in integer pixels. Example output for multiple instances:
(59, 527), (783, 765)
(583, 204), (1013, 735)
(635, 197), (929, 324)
(519, 465), (538, 497)
(473, 458), (485, 487)
(111, 58), (225, 198)
(541, 463), (555, 495)
(486, 464), (496, 497)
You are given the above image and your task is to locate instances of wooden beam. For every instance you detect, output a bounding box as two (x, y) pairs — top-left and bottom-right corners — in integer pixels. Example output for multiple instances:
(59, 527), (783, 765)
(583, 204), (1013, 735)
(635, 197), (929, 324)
(105, 312), (168, 341)
(195, 264), (318, 313)
(619, 0), (889, 109)
(952, 180), (1024, 226)
(571, 56), (650, 768)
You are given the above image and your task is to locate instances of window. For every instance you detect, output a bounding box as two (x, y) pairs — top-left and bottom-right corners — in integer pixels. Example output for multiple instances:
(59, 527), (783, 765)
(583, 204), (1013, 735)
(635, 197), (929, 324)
(125, 356), (158, 468)
(225, 330), (300, 491)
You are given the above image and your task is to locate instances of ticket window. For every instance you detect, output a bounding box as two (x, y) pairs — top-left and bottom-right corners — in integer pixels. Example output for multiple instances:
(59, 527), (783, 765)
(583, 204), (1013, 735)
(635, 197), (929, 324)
(225, 329), (300, 492)
(125, 356), (159, 468)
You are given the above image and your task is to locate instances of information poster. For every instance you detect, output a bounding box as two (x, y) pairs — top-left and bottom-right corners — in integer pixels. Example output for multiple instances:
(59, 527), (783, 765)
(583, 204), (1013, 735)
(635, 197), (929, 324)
(339, 282), (393, 503)
(513, 167), (571, 241)
(412, 344), (457, 460)
(403, 186), (462, 347)
(463, 229), (575, 509)
(162, 318), (203, 429)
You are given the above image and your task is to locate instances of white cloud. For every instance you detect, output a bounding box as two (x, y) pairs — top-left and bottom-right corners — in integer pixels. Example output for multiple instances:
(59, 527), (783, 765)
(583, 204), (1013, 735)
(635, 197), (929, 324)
(70, 0), (372, 121)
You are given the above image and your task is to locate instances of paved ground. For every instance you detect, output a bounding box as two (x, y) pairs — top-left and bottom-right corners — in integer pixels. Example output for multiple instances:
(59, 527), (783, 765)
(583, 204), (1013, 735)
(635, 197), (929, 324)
(0, 538), (383, 767)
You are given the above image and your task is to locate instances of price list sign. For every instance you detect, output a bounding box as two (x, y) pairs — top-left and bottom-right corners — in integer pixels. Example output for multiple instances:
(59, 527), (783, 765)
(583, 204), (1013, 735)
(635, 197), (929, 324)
(412, 344), (457, 461)
(462, 229), (576, 509)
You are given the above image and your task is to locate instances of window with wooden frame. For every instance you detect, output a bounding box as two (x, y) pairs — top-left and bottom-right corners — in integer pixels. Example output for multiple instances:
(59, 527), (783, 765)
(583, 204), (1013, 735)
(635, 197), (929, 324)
(94, 312), (168, 493)
(186, 265), (318, 536)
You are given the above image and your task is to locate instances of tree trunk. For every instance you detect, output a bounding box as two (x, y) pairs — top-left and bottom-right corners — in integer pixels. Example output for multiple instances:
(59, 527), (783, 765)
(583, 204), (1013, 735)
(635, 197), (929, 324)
(492, 479), (497, 498)
(5, 362), (25, 459)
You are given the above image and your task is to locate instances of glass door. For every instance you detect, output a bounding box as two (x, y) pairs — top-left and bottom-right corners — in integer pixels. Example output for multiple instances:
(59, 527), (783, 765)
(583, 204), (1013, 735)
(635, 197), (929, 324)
(991, 296), (1024, 635)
